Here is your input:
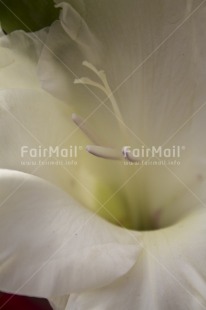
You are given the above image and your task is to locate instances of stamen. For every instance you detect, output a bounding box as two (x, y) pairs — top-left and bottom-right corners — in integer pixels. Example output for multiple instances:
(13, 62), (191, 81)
(86, 145), (121, 160)
(122, 146), (141, 163)
(82, 61), (109, 88)
(82, 61), (104, 77)
(75, 61), (128, 141)
(74, 77), (105, 93)
(72, 113), (101, 145)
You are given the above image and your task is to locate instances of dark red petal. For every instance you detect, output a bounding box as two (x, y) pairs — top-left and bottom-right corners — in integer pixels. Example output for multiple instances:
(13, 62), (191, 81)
(0, 292), (52, 310)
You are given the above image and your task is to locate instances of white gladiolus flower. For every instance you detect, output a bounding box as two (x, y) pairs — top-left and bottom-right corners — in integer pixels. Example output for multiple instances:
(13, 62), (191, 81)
(1, 0), (206, 309)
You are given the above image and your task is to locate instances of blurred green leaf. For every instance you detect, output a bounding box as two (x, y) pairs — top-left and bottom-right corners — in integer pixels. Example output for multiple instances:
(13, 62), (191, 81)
(0, 0), (60, 33)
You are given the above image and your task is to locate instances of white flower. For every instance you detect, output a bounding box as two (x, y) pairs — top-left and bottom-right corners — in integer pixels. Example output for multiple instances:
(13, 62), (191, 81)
(0, 1), (206, 309)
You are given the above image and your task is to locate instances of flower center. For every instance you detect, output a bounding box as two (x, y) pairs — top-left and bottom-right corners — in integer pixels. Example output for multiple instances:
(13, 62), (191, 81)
(73, 62), (176, 231)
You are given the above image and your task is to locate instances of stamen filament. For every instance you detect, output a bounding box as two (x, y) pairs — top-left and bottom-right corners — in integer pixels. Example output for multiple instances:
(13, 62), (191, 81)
(74, 77), (106, 93)
(86, 145), (121, 160)
(82, 61), (103, 77)
(75, 61), (129, 142)
(100, 75), (125, 127)
(83, 61), (125, 126)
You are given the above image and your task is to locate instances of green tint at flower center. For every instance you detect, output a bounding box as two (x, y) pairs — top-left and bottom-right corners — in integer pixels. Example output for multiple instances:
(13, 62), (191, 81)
(94, 182), (134, 229)
(93, 180), (165, 231)
(73, 62), (168, 231)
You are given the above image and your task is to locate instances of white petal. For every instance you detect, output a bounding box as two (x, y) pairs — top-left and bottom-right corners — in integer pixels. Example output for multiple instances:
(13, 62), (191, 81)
(0, 88), (133, 227)
(0, 88), (81, 193)
(67, 209), (206, 310)
(32, 1), (206, 228)
(0, 28), (47, 90)
(49, 295), (69, 310)
(38, 0), (206, 146)
(0, 169), (141, 297)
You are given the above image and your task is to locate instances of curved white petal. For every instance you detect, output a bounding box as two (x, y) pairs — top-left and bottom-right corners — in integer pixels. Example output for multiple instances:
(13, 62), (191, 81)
(39, 0), (206, 231)
(0, 88), (82, 194)
(0, 28), (47, 90)
(0, 88), (133, 226)
(0, 169), (141, 298)
(67, 209), (206, 310)
(34, 0), (206, 230)
(49, 295), (69, 310)
(38, 0), (206, 146)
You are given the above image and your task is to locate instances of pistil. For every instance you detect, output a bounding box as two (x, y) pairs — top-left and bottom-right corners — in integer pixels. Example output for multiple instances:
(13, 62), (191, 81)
(74, 61), (128, 140)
